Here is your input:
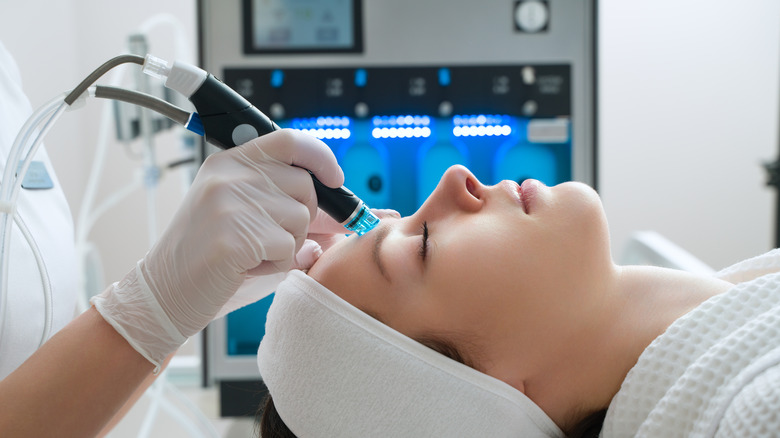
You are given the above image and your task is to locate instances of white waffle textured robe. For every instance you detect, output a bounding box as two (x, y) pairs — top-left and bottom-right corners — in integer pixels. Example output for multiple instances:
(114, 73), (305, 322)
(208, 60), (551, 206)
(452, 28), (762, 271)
(602, 249), (780, 438)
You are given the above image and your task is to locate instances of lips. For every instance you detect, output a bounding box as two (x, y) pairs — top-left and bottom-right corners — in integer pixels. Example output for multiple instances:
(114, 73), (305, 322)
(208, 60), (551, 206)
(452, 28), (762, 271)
(513, 182), (528, 214)
(519, 179), (539, 214)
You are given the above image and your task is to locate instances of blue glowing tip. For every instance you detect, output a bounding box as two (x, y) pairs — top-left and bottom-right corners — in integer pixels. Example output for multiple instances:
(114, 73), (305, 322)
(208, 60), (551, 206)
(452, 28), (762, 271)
(185, 112), (204, 136)
(344, 204), (380, 236)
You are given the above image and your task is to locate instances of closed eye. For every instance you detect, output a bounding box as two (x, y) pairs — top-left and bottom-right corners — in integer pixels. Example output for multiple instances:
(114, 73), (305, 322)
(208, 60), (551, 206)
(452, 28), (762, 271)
(418, 221), (429, 261)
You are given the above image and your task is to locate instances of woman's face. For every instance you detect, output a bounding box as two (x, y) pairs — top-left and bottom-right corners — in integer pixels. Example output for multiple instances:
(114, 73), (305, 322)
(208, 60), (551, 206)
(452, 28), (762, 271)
(308, 165), (613, 383)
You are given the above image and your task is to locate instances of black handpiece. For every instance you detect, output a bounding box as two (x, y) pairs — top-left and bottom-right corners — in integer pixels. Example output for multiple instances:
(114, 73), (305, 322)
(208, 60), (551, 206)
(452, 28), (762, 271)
(187, 74), (380, 235)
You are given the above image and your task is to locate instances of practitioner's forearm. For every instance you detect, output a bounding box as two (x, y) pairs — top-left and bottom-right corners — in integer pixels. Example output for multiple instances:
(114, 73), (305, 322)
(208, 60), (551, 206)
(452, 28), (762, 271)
(97, 353), (175, 437)
(0, 307), (153, 437)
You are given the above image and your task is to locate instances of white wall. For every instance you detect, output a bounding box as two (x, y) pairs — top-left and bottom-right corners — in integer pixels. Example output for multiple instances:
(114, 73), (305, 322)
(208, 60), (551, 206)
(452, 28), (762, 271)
(599, 0), (780, 269)
(0, 0), (778, 287)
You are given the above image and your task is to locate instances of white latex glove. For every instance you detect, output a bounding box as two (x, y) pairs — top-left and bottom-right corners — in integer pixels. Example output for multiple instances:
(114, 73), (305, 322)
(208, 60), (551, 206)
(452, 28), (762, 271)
(91, 130), (342, 370)
(218, 207), (400, 318)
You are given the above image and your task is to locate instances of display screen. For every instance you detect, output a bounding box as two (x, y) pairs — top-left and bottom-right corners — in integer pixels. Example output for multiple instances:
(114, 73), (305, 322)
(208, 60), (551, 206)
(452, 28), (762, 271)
(243, 0), (363, 54)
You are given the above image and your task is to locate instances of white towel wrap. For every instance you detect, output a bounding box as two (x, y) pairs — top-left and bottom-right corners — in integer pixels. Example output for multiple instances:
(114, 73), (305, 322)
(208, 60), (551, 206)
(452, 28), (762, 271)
(257, 270), (565, 438)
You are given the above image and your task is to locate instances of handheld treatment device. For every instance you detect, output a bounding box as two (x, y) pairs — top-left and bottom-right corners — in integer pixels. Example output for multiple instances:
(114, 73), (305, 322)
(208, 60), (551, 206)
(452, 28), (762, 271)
(144, 55), (380, 236)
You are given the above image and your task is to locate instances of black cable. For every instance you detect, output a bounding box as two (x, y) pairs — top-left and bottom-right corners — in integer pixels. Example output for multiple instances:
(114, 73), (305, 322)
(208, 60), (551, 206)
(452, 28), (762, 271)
(166, 157), (196, 169)
(64, 55), (145, 105)
(93, 86), (190, 126)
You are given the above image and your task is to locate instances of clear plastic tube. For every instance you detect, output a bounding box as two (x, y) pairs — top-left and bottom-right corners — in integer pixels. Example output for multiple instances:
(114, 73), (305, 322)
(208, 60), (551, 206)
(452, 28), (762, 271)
(14, 214), (53, 345)
(161, 379), (220, 437)
(1, 94), (66, 200)
(0, 96), (67, 347)
(10, 103), (68, 207)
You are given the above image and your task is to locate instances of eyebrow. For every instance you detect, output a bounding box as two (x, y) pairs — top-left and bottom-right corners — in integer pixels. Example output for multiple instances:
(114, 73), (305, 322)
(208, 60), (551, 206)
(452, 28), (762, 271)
(372, 223), (392, 283)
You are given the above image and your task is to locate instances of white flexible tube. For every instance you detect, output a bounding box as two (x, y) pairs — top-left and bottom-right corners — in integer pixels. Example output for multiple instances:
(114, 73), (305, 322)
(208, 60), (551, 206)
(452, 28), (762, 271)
(1, 94), (65, 198)
(157, 396), (208, 438)
(0, 96), (66, 347)
(138, 13), (193, 64)
(13, 214), (53, 346)
(75, 71), (124, 303)
(71, 15), (213, 438)
(76, 11), (194, 297)
(132, 14), (219, 438)
(162, 379), (220, 437)
(0, 24), (213, 436)
(83, 179), (143, 242)
(0, 14), (211, 436)
(137, 374), (166, 437)
(10, 104), (69, 211)
(76, 242), (103, 313)
(75, 178), (141, 313)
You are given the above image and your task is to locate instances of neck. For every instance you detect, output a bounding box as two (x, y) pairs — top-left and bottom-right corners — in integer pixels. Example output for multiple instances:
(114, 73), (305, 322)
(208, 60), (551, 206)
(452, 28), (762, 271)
(533, 264), (733, 432)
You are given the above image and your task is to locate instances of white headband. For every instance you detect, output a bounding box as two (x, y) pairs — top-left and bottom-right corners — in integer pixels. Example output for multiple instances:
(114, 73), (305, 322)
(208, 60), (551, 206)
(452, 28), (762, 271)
(257, 270), (564, 438)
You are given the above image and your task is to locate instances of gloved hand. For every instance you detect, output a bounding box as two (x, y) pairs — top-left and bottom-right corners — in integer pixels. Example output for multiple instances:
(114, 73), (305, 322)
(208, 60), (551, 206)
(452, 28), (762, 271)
(91, 130), (343, 370)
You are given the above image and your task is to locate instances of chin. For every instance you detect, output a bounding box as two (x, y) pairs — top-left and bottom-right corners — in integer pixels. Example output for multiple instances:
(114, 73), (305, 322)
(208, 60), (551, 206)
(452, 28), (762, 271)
(554, 181), (603, 216)
(557, 181), (609, 245)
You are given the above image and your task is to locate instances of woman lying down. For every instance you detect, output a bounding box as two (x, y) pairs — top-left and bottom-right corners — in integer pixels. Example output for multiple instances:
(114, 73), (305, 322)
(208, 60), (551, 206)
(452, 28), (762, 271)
(256, 165), (780, 438)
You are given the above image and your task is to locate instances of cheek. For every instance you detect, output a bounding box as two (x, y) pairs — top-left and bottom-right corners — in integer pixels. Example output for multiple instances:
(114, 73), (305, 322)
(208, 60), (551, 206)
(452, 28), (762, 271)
(425, 235), (521, 324)
(308, 238), (371, 305)
(307, 238), (347, 280)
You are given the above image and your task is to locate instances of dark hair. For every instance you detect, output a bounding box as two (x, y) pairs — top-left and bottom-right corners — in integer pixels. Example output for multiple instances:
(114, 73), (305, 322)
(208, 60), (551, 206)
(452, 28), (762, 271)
(258, 396), (295, 438)
(256, 335), (605, 437)
(567, 409), (607, 438)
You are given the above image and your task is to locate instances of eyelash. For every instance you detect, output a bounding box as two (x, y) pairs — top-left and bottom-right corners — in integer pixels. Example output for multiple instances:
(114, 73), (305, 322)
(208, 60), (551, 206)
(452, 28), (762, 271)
(418, 221), (429, 261)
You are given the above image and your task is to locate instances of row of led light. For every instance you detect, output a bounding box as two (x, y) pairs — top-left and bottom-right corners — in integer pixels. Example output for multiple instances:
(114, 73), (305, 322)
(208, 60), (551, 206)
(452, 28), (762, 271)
(297, 124), (510, 140)
(372, 115), (432, 127)
(290, 116), (351, 129)
(293, 114), (512, 139)
(298, 128), (352, 140)
(371, 127), (432, 139)
(453, 125), (512, 137)
(293, 115), (508, 127)
(453, 115), (508, 126)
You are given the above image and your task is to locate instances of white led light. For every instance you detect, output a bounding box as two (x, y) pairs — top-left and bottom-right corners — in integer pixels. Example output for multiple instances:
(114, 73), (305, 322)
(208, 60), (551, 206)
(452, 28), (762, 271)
(451, 124), (512, 137)
(294, 127), (350, 140)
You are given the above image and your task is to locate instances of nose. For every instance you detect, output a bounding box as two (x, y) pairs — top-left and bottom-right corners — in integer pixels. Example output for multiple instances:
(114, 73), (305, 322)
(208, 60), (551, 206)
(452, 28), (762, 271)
(417, 165), (484, 217)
